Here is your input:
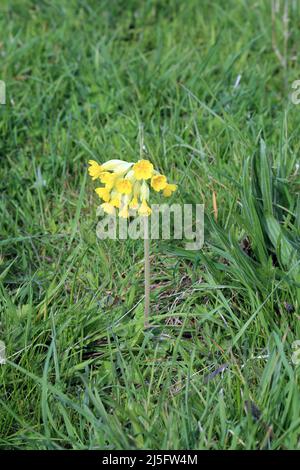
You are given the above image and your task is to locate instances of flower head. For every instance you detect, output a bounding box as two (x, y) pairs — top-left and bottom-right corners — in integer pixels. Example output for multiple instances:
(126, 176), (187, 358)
(89, 157), (176, 217)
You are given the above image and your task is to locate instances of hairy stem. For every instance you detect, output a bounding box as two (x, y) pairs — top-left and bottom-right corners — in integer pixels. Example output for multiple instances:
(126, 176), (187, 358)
(144, 216), (150, 329)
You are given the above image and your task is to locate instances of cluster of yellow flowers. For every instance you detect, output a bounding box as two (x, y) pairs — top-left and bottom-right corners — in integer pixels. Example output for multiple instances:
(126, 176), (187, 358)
(88, 159), (177, 217)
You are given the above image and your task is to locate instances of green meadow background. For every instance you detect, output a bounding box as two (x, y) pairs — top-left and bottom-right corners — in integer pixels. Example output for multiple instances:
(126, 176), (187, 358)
(1, 0), (300, 450)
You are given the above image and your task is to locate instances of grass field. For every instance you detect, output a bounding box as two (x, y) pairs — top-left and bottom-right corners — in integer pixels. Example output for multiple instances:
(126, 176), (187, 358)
(1, 0), (300, 450)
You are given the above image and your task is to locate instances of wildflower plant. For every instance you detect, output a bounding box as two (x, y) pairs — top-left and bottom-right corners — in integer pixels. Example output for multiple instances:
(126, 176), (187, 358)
(88, 157), (177, 328)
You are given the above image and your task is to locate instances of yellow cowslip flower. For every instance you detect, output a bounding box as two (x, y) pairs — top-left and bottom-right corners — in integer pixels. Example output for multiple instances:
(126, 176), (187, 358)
(110, 196), (121, 208)
(116, 179), (132, 195)
(119, 205), (130, 218)
(133, 159), (154, 180)
(99, 171), (116, 188)
(89, 157), (176, 217)
(138, 200), (152, 216)
(151, 174), (167, 192)
(95, 187), (110, 202)
(101, 202), (115, 215)
(129, 196), (139, 210)
(163, 183), (177, 197)
(88, 160), (103, 180)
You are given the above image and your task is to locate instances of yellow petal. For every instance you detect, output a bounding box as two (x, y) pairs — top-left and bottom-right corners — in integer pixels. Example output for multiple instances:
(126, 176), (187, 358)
(129, 196), (139, 210)
(119, 205), (129, 218)
(101, 202), (115, 215)
(110, 197), (121, 208)
(88, 160), (103, 180)
(151, 174), (167, 192)
(95, 187), (110, 202)
(133, 159), (154, 180)
(116, 179), (133, 195)
(138, 200), (152, 216)
(163, 183), (177, 197)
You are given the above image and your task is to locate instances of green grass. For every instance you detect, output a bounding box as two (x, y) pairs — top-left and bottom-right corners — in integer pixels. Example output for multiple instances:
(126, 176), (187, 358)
(1, 0), (300, 450)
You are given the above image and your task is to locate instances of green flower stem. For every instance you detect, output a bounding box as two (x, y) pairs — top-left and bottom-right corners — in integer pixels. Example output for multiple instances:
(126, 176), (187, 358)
(143, 216), (150, 329)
